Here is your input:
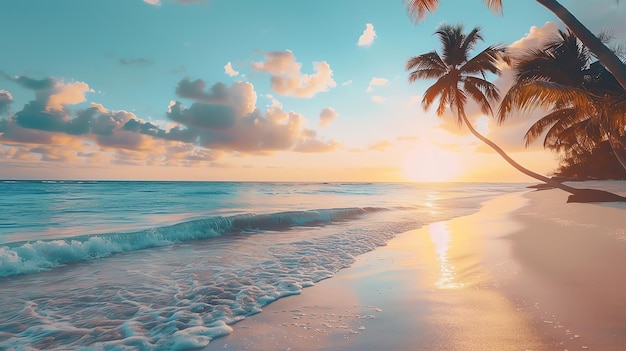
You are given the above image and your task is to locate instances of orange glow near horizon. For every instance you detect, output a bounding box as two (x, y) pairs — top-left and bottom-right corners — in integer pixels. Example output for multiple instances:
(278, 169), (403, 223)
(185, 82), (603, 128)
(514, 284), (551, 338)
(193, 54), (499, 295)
(401, 142), (465, 182)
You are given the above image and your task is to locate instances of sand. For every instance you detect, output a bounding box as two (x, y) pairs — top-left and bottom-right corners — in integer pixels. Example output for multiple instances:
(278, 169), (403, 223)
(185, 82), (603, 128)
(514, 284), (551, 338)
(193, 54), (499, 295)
(205, 181), (626, 351)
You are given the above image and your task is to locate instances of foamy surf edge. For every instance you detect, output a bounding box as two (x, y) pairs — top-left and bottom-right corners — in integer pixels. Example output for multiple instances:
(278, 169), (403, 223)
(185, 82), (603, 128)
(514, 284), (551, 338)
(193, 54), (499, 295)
(0, 207), (384, 278)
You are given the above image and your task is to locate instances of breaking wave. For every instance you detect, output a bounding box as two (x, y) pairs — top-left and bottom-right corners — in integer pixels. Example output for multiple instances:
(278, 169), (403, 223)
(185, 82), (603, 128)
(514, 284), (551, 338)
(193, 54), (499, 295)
(0, 207), (384, 278)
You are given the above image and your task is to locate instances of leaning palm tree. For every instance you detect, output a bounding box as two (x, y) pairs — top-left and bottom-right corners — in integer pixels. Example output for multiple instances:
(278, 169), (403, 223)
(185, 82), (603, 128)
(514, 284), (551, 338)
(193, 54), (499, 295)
(499, 30), (626, 174)
(406, 23), (626, 202)
(404, 0), (626, 92)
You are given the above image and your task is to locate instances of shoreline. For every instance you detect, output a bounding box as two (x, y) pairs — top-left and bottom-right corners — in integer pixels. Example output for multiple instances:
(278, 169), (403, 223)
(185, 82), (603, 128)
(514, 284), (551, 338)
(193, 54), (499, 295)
(205, 183), (626, 350)
(505, 186), (626, 350)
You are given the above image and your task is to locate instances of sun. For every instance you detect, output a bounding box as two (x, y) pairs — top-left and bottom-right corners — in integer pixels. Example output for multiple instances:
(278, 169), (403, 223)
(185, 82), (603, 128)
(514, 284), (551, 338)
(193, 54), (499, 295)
(402, 142), (464, 182)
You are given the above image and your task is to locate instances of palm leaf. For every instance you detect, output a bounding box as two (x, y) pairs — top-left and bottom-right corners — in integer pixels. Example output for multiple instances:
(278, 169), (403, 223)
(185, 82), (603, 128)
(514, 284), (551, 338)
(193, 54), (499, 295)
(404, 0), (440, 22)
(524, 108), (575, 146)
(463, 77), (498, 115)
(462, 45), (507, 76)
(405, 51), (446, 72)
(498, 81), (594, 123)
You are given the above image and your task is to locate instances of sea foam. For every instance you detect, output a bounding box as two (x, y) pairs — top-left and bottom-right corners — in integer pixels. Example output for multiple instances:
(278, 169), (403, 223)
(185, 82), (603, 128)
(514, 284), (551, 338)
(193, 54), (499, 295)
(0, 207), (382, 277)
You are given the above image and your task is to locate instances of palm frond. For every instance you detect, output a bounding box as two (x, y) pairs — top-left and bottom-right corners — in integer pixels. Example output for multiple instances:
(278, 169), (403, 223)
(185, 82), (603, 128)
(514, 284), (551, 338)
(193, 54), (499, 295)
(436, 87), (450, 116)
(405, 52), (447, 79)
(460, 27), (484, 58)
(405, 0), (502, 22)
(464, 82), (493, 115)
(409, 68), (446, 82)
(435, 24), (466, 66)
(498, 81), (594, 123)
(404, 0), (440, 22)
(451, 89), (468, 125)
(422, 76), (450, 113)
(483, 0), (503, 14)
(464, 76), (500, 115)
(523, 108), (578, 146)
(461, 45), (506, 76)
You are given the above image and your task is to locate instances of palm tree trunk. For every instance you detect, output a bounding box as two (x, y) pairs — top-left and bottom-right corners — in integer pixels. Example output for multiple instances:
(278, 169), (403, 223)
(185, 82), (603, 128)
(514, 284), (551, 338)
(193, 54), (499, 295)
(460, 114), (581, 193)
(608, 133), (626, 171)
(461, 114), (626, 202)
(536, 0), (626, 92)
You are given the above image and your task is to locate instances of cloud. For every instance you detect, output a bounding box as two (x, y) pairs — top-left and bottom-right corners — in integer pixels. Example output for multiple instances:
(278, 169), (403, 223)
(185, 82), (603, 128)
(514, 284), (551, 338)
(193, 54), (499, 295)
(0, 90), (13, 115)
(1, 75), (93, 137)
(175, 78), (256, 116)
(368, 141), (393, 151)
(47, 81), (92, 111)
(224, 62), (239, 77)
(4, 74), (92, 111)
(265, 94), (283, 109)
(357, 23), (377, 47)
(169, 79), (342, 153)
(2, 75), (54, 90)
(294, 138), (341, 153)
(252, 50), (336, 98)
(508, 22), (560, 56)
(319, 107), (338, 126)
(435, 22), (566, 154)
(168, 100), (236, 130)
(477, 22), (563, 152)
(144, 0), (161, 5)
(341, 80), (353, 86)
(0, 76), (342, 168)
(367, 77), (388, 92)
(371, 95), (386, 104)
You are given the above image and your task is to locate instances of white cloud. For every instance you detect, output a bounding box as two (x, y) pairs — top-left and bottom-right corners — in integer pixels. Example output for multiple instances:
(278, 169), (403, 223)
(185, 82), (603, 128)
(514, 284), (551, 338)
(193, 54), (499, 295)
(341, 80), (353, 86)
(319, 107), (338, 126)
(47, 81), (93, 111)
(509, 22), (560, 55)
(252, 50), (336, 98)
(358, 23), (377, 47)
(0, 90), (13, 115)
(143, 0), (161, 6)
(224, 62), (239, 77)
(265, 94), (283, 109)
(367, 77), (388, 92)
(371, 96), (386, 103)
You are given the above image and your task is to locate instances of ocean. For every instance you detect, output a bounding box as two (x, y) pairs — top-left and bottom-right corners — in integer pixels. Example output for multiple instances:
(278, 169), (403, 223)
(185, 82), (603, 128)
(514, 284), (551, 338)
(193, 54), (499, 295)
(0, 181), (528, 350)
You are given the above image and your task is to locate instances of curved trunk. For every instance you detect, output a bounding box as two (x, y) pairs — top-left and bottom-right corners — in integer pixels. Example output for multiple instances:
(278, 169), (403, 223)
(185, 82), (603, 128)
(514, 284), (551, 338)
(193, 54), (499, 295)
(608, 133), (626, 171)
(460, 114), (581, 193)
(536, 0), (626, 92)
(461, 114), (626, 202)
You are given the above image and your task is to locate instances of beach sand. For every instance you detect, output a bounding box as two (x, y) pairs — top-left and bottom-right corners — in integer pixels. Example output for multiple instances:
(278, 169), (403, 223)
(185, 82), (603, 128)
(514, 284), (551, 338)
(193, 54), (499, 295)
(205, 183), (626, 351)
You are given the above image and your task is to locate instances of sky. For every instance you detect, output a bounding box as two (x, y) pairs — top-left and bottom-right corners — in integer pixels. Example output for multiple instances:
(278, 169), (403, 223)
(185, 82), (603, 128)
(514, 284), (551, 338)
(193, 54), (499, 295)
(0, 0), (625, 182)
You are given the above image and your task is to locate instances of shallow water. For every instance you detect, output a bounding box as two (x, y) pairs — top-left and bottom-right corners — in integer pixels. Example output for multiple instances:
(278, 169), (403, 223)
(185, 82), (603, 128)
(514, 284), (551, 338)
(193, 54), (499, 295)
(0, 181), (528, 350)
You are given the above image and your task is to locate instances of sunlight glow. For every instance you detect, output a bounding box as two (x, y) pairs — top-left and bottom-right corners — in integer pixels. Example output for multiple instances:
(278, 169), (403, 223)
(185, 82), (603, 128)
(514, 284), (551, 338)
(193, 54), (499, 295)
(402, 142), (464, 182)
(475, 115), (490, 135)
(428, 222), (463, 289)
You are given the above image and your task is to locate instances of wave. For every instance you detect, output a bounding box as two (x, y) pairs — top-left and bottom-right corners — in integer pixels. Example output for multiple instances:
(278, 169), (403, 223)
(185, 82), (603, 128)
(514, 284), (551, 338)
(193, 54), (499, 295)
(0, 207), (384, 278)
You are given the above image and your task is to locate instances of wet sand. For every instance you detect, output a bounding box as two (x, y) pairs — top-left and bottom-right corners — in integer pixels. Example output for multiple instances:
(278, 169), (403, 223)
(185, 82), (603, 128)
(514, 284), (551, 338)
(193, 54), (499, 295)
(205, 182), (626, 351)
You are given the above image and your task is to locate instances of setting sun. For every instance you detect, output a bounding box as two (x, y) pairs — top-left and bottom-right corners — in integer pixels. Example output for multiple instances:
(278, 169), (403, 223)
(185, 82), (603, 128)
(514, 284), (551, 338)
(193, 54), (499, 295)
(402, 142), (464, 182)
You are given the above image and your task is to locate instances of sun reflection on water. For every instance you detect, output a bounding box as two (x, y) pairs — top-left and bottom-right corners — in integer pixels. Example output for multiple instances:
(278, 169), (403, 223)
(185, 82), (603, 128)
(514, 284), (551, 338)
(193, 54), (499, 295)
(428, 221), (464, 289)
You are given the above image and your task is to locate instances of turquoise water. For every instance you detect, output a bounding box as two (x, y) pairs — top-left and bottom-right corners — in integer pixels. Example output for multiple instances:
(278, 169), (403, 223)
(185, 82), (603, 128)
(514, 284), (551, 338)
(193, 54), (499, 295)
(0, 181), (527, 350)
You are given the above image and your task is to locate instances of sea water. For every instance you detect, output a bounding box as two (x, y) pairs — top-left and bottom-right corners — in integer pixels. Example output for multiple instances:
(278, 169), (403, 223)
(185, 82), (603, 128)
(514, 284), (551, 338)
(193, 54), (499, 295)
(0, 181), (528, 350)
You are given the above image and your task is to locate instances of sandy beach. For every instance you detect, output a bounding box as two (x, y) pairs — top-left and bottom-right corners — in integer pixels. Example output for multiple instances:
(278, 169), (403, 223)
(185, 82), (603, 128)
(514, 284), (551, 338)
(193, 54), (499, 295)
(205, 181), (626, 351)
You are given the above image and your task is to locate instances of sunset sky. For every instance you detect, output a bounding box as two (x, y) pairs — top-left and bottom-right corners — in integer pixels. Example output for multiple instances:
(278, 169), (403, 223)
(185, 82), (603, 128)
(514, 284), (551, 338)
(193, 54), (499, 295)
(1, 0), (624, 182)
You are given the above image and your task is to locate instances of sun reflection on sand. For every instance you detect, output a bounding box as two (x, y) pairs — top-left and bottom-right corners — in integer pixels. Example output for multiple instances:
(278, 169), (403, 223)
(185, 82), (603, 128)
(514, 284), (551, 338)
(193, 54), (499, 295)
(427, 221), (464, 289)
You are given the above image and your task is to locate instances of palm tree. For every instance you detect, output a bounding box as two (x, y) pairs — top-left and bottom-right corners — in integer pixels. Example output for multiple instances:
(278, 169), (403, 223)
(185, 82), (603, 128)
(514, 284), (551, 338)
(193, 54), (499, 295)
(404, 0), (626, 92)
(499, 30), (626, 175)
(406, 23), (626, 202)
